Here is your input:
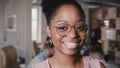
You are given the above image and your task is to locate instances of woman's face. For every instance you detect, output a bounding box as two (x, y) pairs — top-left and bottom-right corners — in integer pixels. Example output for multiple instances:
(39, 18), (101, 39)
(47, 4), (86, 56)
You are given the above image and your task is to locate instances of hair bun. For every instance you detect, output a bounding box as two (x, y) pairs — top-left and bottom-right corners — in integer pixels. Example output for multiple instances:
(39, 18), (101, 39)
(41, 0), (71, 13)
(41, 0), (57, 13)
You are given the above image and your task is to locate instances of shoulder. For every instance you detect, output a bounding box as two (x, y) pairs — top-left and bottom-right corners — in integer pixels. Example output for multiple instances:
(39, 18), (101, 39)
(32, 59), (49, 68)
(100, 62), (105, 68)
(39, 52), (47, 60)
(83, 56), (103, 68)
(28, 54), (43, 68)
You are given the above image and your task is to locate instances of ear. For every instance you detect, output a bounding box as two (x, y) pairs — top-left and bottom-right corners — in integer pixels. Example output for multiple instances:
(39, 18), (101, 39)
(46, 25), (51, 38)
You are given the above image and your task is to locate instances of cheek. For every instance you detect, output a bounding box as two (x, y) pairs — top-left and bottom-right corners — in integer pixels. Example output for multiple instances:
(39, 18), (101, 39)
(79, 35), (86, 45)
(50, 29), (62, 47)
(79, 32), (86, 40)
(80, 35), (86, 41)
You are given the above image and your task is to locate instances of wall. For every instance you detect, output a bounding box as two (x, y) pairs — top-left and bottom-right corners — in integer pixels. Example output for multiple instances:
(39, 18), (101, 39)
(0, 0), (5, 47)
(4, 0), (32, 65)
(41, 13), (47, 43)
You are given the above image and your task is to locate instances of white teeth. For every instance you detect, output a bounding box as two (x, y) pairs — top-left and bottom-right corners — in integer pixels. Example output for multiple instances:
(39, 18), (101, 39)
(63, 42), (78, 49)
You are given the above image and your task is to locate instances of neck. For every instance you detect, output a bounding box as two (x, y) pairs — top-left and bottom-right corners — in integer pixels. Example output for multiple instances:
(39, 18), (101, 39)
(50, 50), (82, 67)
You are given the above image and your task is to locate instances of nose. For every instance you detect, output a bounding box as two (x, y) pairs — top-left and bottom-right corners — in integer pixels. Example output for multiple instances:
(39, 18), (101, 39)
(68, 28), (79, 38)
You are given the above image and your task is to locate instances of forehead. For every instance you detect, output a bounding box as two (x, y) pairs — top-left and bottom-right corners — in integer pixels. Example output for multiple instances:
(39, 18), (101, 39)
(50, 4), (84, 25)
(56, 4), (81, 18)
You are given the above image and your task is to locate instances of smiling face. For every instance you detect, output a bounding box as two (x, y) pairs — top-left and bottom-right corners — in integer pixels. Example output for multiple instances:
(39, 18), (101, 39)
(47, 4), (86, 56)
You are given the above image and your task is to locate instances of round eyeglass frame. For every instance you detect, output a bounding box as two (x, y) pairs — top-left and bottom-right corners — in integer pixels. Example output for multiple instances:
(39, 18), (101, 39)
(54, 24), (88, 37)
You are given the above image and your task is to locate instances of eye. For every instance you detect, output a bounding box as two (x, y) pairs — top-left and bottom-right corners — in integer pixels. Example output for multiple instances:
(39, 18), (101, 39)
(56, 26), (68, 32)
(76, 25), (86, 31)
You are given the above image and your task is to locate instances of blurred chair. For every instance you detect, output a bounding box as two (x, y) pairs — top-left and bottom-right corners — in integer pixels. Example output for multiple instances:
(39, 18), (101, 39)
(0, 48), (6, 68)
(32, 41), (42, 57)
(1, 45), (20, 68)
(33, 41), (40, 56)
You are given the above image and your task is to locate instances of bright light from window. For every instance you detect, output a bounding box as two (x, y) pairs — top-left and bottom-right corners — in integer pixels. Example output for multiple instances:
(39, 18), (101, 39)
(32, 8), (37, 41)
(104, 20), (109, 28)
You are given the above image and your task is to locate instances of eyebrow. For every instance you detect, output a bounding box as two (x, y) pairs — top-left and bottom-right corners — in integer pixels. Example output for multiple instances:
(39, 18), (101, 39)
(56, 20), (68, 24)
(56, 19), (85, 23)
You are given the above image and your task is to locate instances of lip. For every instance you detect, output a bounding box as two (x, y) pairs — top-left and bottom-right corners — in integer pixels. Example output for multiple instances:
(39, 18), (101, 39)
(62, 42), (79, 49)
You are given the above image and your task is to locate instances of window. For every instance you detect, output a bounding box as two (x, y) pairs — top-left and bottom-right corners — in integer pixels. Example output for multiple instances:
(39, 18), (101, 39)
(32, 7), (42, 42)
(104, 20), (109, 28)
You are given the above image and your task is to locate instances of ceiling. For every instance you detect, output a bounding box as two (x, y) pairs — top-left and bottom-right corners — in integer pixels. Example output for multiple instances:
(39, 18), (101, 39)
(77, 0), (120, 8)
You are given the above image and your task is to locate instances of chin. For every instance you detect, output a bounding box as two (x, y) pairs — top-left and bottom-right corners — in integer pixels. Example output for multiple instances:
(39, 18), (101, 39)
(61, 48), (80, 56)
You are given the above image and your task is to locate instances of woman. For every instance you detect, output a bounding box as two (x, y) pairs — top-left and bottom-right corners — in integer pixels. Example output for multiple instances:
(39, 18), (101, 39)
(32, 0), (105, 68)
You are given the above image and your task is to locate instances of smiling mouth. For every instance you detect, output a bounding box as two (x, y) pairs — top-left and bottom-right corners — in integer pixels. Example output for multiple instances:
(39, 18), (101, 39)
(63, 42), (79, 49)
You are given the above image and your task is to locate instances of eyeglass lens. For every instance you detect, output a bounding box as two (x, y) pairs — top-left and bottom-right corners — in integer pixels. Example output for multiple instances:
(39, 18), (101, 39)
(55, 24), (87, 36)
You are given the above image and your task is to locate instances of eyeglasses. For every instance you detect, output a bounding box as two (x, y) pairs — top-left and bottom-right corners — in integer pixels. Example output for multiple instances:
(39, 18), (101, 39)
(54, 24), (88, 36)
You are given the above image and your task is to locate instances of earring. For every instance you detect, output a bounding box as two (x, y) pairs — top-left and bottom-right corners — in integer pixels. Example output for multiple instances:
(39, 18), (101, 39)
(46, 36), (54, 47)
(49, 39), (54, 47)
